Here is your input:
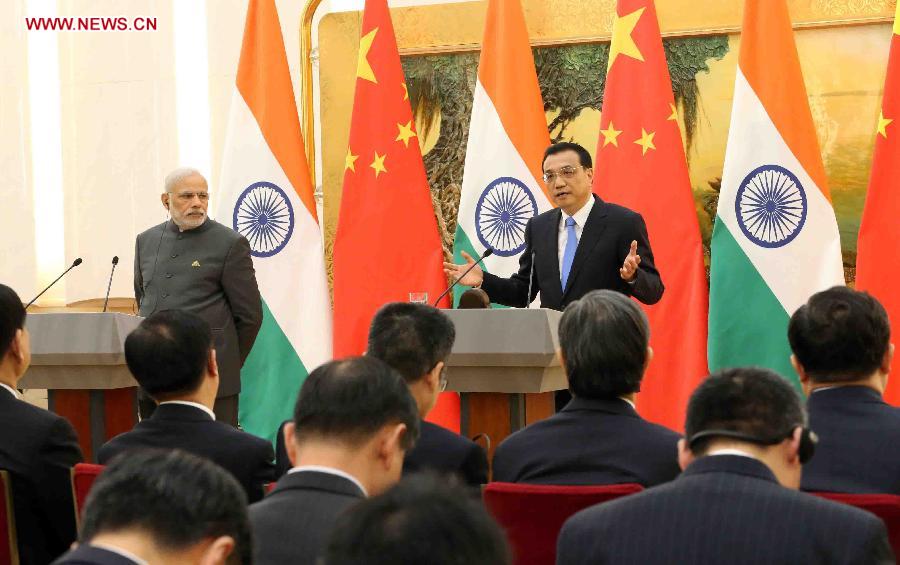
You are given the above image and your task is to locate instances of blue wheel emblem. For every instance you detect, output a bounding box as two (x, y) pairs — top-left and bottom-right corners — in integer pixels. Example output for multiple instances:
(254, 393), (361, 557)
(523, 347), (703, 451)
(475, 177), (538, 257)
(232, 182), (294, 258)
(735, 165), (807, 249)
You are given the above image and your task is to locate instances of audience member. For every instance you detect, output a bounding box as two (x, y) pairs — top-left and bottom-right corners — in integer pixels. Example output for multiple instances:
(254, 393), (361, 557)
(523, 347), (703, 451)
(492, 289), (680, 485)
(557, 368), (894, 564)
(53, 449), (250, 565)
(789, 285), (900, 493)
(0, 283), (83, 564)
(98, 309), (274, 502)
(249, 356), (420, 565)
(323, 474), (510, 565)
(368, 302), (488, 486)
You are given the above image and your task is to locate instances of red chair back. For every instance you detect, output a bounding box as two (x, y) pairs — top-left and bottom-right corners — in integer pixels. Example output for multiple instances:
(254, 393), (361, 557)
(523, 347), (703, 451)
(71, 463), (105, 527)
(483, 482), (643, 565)
(0, 471), (19, 565)
(811, 492), (900, 557)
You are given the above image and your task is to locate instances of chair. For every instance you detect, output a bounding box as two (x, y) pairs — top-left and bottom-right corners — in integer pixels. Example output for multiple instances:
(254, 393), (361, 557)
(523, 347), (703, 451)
(71, 463), (105, 527)
(810, 492), (900, 557)
(483, 482), (643, 565)
(0, 471), (19, 565)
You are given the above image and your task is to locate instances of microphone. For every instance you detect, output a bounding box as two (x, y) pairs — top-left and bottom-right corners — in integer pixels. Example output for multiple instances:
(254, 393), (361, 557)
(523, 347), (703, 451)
(102, 256), (119, 313)
(25, 258), (83, 309)
(525, 250), (535, 308)
(433, 248), (493, 307)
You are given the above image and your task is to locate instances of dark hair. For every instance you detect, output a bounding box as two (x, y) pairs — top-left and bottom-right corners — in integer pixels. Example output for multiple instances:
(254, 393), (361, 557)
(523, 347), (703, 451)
(788, 286), (891, 383)
(367, 302), (456, 383)
(124, 310), (212, 400)
(0, 284), (25, 359)
(80, 449), (251, 564)
(685, 367), (806, 455)
(542, 142), (593, 169)
(294, 356), (420, 450)
(558, 290), (649, 399)
(323, 474), (510, 565)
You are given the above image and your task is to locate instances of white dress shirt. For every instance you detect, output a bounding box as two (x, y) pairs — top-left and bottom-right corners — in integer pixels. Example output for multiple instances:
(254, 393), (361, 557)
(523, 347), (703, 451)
(707, 448), (756, 459)
(0, 383), (19, 399)
(288, 465), (368, 497)
(158, 400), (216, 421)
(557, 197), (595, 275)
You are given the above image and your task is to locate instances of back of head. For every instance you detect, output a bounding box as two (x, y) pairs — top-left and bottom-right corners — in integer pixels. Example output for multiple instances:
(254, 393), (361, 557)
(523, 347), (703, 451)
(788, 286), (891, 383)
(80, 449), (251, 564)
(558, 289), (649, 399)
(294, 356), (420, 449)
(124, 309), (211, 399)
(0, 283), (25, 359)
(323, 474), (510, 565)
(367, 302), (456, 383)
(685, 368), (805, 455)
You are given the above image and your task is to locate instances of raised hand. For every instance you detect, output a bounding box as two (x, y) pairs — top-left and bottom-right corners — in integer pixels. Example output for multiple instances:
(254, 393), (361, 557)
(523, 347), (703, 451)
(619, 240), (641, 282)
(443, 250), (485, 288)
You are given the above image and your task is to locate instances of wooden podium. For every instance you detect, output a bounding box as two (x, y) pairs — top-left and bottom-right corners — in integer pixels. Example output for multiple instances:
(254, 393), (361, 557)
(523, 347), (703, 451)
(443, 309), (565, 461)
(22, 312), (142, 462)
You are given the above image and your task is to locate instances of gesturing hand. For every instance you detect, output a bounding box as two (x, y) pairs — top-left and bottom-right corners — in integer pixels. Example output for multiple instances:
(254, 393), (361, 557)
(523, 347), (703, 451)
(620, 240), (641, 282)
(443, 250), (485, 288)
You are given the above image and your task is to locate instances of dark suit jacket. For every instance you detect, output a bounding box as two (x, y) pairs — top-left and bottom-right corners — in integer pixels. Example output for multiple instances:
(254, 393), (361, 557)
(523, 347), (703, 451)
(0, 389), (83, 565)
(97, 403), (274, 502)
(801, 386), (900, 494)
(481, 195), (663, 309)
(52, 545), (138, 565)
(134, 218), (262, 396)
(558, 455), (894, 564)
(249, 470), (365, 565)
(492, 396), (681, 486)
(403, 421), (488, 487)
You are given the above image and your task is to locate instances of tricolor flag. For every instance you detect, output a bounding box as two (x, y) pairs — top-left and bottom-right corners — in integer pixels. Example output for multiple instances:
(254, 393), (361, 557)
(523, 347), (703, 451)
(709, 0), (844, 384)
(217, 0), (332, 441)
(592, 0), (707, 431)
(452, 0), (552, 303)
(857, 3), (900, 405)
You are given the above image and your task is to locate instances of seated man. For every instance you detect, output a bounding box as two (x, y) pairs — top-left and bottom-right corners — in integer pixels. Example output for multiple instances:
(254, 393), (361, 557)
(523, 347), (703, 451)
(492, 289), (680, 486)
(323, 474), (510, 565)
(54, 449), (250, 565)
(368, 302), (488, 486)
(249, 356), (419, 565)
(98, 310), (274, 502)
(788, 286), (900, 493)
(558, 368), (894, 565)
(0, 283), (83, 564)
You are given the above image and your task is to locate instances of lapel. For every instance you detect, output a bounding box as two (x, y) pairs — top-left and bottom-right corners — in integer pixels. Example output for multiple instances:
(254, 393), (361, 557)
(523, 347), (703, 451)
(539, 208), (563, 296)
(563, 195), (609, 297)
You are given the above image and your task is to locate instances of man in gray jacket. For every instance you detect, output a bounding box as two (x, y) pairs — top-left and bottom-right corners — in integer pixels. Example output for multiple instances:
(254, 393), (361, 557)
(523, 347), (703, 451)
(134, 167), (262, 426)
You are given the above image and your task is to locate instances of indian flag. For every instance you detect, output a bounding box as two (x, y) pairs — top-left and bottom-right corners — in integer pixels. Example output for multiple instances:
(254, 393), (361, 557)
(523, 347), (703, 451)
(216, 0), (331, 441)
(453, 0), (552, 304)
(708, 0), (843, 385)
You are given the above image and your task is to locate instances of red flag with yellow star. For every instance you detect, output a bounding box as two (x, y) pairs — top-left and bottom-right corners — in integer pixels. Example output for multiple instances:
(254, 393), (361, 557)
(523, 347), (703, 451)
(857, 4), (900, 405)
(592, 0), (708, 431)
(333, 0), (450, 360)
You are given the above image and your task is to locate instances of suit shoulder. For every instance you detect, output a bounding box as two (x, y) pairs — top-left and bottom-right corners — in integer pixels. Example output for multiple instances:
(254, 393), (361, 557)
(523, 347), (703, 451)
(207, 219), (243, 241)
(136, 221), (167, 242)
(421, 421), (479, 452)
(603, 201), (642, 221)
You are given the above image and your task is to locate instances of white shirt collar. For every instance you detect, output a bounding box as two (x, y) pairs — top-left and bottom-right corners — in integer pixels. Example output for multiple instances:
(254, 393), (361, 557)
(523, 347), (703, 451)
(288, 465), (368, 497)
(707, 448), (757, 460)
(158, 400), (216, 421)
(619, 396), (636, 410)
(0, 383), (19, 399)
(564, 195), (595, 227)
(89, 543), (148, 565)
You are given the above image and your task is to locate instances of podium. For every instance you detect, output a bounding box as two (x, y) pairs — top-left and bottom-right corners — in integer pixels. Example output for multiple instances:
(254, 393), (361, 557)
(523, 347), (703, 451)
(22, 312), (142, 461)
(443, 309), (565, 460)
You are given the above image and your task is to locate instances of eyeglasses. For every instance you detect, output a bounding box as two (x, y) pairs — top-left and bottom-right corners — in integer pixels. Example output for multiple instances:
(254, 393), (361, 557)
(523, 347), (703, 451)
(542, 165), (585, 184)
(170, 191), (210, 202)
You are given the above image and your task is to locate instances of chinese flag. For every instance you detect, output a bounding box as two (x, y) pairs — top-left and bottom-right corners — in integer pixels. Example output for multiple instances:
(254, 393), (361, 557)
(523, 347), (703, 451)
(332, 0), (456, 427)
(592, 0), (708, 431)
(857, 5), (900, 405)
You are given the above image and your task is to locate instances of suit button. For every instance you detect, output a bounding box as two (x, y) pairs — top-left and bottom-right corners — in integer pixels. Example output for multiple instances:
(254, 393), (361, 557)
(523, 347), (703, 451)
(165, 273), (173, 278)
(162, 293), (169, 298)
(171, 254), (178, 258)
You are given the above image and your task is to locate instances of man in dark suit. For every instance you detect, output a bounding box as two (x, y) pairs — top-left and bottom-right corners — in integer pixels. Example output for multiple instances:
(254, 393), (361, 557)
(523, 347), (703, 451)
(558, 367), (894, 565)
(0, 283), (83, 565)
(134, 167), (262, 426)
(98, 310), (274, 502)
(54, 450), (251, 565)
(492, 290), (681, 486)
(788, 286), (900, 494)
(249, 357), (420, 565)
(444, 141), (663, 311)
(367, 302), (488, 487)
